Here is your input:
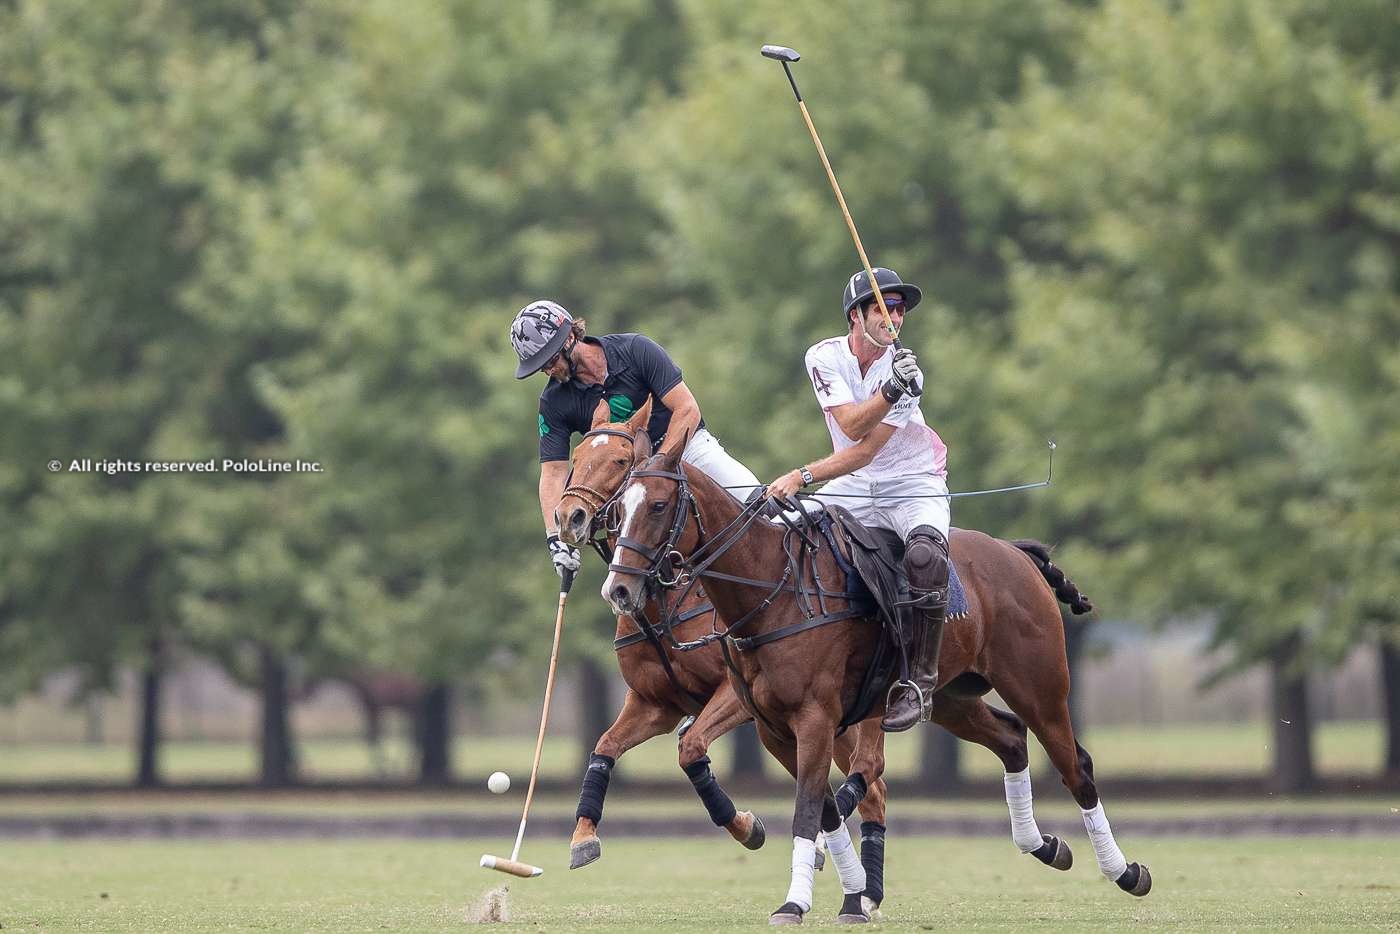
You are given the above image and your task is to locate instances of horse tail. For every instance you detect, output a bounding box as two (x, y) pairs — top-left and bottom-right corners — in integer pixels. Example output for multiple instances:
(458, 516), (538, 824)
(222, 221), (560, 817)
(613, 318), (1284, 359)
(1011, 540), (1094, 615)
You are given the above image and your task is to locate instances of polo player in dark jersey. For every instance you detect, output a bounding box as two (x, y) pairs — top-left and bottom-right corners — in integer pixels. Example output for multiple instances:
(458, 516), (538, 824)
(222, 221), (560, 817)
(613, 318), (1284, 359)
(510, 300), (761, 581)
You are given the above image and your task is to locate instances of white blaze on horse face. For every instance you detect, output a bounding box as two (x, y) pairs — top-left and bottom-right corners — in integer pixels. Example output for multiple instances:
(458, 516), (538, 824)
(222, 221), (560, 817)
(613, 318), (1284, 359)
(601, 481), (649, 613)
(589, 434), (611, 448)
(617, 481), (647, 537)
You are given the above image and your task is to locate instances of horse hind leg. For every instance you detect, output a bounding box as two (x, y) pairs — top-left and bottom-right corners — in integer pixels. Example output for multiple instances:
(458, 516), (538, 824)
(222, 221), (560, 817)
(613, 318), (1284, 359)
(571, 689), (683, 870)
(928, 693), (1071, 870)
(677, 682), (766, 850)
(997, 681), (1151, 896)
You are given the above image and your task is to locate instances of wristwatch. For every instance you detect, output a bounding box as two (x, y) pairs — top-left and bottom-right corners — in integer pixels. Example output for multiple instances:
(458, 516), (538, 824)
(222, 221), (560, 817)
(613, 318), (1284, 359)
(799, 466), (815, 487)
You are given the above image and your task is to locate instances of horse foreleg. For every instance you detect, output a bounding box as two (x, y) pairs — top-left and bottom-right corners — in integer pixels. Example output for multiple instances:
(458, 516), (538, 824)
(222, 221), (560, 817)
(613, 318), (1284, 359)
(771, 710), (842, 926)
(676, 680), (765, 850)
(836, 719), (889, 917)
(570, 689), (683, 870)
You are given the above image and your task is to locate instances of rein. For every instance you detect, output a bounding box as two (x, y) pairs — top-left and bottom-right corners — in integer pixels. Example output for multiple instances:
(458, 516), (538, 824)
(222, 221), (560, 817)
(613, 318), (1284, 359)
(564, 427), (713, 713)
(611, 463), (869, 653)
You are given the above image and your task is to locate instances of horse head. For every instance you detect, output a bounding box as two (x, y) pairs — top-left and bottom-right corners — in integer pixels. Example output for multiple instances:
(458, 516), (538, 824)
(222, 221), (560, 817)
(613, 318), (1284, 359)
(555, 397), (653, 545)
(599, 444), (702, 617)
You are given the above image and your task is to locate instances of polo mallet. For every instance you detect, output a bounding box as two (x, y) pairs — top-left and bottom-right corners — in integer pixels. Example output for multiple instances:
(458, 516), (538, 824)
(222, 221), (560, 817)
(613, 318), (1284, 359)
(479, 568), (575, 878)
(760, 43), (920, 396)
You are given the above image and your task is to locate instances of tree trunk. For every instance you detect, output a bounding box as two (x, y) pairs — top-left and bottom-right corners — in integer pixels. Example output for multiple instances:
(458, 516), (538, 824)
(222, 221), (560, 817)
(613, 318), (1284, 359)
(577, 656), (614, 774)
(918, 725), (962, 791)
(85, 694), (104, 746)
(417, 682), (453, 784)
(1380, 637), (1400, 775)
(258, 644), (297, 787)
(730, 721), (766, 779)
(134, 638), (163, 788)
(1062, 608), (1091, 735)
(1269, 633), (1314, 792)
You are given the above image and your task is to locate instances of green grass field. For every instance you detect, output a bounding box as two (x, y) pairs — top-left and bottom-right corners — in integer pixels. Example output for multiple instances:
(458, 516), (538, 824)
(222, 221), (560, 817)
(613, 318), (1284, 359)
(0, 720), (1385, 783)
(4, 836), (1398, 932)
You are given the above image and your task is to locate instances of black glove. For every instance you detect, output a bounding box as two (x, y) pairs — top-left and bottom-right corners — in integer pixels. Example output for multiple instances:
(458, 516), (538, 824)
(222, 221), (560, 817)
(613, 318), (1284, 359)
(881, 348), (924, 402)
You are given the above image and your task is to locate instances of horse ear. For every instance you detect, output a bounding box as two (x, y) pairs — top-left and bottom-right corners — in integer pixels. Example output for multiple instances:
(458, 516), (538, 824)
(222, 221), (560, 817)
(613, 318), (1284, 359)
(625, 397), (653, 434)
(590, 398), (611, 429)
(663, 428), (692, 469)
(632, 428), (652, 463)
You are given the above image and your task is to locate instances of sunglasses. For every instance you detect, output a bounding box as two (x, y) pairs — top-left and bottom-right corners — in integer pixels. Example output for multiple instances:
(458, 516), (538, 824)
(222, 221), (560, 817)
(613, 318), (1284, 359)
(868, 295), (907, 314)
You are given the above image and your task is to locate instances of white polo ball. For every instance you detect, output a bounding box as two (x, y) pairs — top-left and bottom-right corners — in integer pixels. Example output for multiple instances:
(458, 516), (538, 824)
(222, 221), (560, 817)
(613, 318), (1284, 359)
(487, 771), (511, 794)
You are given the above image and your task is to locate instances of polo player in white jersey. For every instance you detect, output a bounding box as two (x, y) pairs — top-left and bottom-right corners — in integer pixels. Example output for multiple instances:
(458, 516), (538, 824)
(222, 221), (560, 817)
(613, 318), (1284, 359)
(766, 268), (951, 732)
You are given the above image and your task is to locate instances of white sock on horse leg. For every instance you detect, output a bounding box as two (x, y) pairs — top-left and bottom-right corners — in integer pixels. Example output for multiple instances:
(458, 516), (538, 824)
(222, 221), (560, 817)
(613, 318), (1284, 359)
(785, 836), (818, 913)
(1003, 768), (1045, 853)
(1081, 802), (1128, 881)
(822, 824), (867, 895)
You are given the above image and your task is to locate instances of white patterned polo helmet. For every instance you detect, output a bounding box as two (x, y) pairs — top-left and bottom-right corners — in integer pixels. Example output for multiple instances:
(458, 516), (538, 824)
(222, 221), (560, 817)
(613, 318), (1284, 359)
(510, 300), (575, 379)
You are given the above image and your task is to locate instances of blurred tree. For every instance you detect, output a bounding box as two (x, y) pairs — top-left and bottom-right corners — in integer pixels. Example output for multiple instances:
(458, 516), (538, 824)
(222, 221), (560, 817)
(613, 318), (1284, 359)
(995, 0), (1400, 789)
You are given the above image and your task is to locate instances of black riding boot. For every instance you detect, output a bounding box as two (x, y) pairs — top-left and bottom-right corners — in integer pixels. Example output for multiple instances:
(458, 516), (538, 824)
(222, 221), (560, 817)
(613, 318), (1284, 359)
(880, 595), (946, 732)
(882, 526), (950, 733)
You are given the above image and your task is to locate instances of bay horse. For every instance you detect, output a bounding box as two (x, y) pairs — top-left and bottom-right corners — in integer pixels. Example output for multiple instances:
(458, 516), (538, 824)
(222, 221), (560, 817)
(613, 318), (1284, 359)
(557, 401), (1087, 919)
(602, 446), (1151, 925)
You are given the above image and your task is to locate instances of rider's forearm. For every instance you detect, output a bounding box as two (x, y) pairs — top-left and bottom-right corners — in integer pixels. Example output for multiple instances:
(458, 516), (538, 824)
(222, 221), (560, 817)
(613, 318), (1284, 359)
(660, 400), (700, 456)
(806, 443), (877, 484)
(829, 394), (893, 442)
(538, 461), (570, 534)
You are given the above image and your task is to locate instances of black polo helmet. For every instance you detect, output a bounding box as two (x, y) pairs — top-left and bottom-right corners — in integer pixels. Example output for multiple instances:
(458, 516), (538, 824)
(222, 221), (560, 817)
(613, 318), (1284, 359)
(842, 267), (922, 319)
(511, 300), (574, 379)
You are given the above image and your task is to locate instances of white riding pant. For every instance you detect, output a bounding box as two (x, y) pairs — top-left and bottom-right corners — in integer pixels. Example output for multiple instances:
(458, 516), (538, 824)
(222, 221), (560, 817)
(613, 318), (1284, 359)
(812, 472), (951, 541)
(682, 428), (762, 503)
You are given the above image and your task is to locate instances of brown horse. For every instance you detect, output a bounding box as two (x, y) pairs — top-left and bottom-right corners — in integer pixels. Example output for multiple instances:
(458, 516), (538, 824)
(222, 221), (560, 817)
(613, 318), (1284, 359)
(557, 399), (903, 907)
(557, 401), (1084, 919)
(602, 447), (1151, 925)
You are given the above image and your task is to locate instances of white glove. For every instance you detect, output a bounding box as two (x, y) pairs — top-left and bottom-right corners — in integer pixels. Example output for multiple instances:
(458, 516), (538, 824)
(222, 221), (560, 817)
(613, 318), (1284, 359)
(882, 348), (924, 401)
(547, 534), (581, 578)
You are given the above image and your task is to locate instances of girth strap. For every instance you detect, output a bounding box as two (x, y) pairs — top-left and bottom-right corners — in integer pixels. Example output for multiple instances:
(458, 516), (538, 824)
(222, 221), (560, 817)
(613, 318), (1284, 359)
(729, 607), (867, 652)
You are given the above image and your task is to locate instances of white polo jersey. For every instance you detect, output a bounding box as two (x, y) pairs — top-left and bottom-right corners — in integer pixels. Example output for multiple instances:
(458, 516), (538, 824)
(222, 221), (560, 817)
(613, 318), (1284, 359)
(805, 335), (948, 481)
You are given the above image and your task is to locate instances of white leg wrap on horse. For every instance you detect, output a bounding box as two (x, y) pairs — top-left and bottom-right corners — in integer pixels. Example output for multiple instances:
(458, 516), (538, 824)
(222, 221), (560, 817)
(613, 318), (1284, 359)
(822, 825), (867, 895)
(784, 836), (818, 914)
(1081, 802), (1128, 881)
(1003, 768), (1045, 853)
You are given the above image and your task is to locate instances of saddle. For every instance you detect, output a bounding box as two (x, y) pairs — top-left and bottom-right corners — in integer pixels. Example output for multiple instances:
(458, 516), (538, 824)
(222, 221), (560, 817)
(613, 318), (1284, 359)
(811, 504), (969, 731)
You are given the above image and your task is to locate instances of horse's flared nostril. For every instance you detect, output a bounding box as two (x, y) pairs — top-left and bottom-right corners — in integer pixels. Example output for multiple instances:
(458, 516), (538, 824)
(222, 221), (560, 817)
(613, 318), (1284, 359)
(568, 507), (587, 534)
(611, 584), (631, 608)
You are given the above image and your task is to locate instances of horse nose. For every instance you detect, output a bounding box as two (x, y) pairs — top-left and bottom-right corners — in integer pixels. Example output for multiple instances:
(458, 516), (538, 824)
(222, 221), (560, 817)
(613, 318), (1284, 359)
(611, 582), (633, 610)
(565, 506), (588, 538)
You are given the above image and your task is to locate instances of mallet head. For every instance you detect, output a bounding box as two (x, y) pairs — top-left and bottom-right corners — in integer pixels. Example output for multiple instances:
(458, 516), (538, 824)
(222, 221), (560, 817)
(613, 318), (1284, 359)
(760, 45), (800, 62)
(480, 854), (543, 878)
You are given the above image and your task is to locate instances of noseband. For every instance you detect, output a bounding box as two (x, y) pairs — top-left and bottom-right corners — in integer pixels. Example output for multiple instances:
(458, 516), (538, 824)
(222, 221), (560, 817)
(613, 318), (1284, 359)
(609, 465), (701, 589)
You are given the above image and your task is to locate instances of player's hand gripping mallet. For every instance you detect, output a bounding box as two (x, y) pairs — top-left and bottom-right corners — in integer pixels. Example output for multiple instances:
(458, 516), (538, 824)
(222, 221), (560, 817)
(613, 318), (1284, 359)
(760, 43), (920, 396)
(479, 568), (575, 878)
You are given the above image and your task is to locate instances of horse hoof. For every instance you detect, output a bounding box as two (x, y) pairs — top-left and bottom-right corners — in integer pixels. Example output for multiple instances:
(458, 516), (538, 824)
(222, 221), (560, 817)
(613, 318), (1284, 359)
(769, 902), (805, 925)
(837, 892), (868, 923)
(814, 847), (825, 872)
(1031, 834), (1073, 871)
(569, 837), (601, 870)
(860, 897), (883, 922)
(742, 812), (767, 851)
(1115, 862), (1152, 897)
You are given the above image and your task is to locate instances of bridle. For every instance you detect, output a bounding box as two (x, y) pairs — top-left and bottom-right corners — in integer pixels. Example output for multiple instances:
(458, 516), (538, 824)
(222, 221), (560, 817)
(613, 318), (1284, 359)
(560, 426), (636, 561)
(608, 464), (707, 591)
